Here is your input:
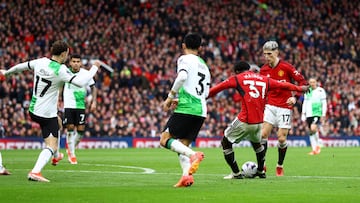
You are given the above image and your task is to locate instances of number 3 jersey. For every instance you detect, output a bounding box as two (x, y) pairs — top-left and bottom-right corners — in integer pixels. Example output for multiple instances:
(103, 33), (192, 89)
(174, 54), (211, 118)
(63, 68), (95, 110)
(29, 57), (75, 118)
(208, 71), (304, 124)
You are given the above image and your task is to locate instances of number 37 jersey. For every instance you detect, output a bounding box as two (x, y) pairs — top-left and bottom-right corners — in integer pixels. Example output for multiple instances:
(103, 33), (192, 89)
(28, 57), (75, 118)
(174, 54), (211, 118)
(208, 71), (304, 124)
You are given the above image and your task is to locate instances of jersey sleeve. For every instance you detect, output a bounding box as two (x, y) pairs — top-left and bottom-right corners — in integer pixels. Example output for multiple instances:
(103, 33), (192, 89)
(58, 65), (75, 82)
(268, 78), (303, 92)
(177, 55), (190, 73)
(208, 77), (236, 98)
(287, 64), (307, 85)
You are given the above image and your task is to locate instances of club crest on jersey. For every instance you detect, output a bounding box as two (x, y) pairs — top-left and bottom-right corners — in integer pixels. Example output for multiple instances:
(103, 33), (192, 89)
(278, 70), (284, 77)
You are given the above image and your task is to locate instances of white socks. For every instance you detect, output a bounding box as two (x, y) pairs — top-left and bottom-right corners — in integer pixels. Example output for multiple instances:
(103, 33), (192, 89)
(169, 139), (195, 157)
(31, 147), (53, 173)
(67, 131), (77, 156)
(178, 154), (191, 176)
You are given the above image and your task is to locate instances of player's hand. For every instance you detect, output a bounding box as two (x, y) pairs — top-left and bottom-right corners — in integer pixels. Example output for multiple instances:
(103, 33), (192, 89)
(301, 85), (310, 92)
(92, 60), (101, 68)
(90, 101), (96, 111)
(0, 69), (6, 79)
(169, 99), (178, 111)
(286, 96), (296, 106)
(162, 97), (173, 112)
(301, 114), (306, 122)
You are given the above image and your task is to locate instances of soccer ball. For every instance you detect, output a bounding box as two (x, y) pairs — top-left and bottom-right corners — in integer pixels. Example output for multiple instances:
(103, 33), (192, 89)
(241, 161), (258, 178)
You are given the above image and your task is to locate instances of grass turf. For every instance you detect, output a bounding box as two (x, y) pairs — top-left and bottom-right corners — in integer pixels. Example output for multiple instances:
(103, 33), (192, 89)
(0, 147), (359, 203)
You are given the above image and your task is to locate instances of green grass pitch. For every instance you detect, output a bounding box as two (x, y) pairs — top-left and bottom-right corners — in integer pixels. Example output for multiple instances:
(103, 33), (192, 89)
(0, 147), (359, 203)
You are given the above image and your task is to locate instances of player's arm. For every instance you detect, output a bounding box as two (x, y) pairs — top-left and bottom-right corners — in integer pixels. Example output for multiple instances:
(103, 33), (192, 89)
(1, 61), (33, 77)
(286, 64), (308, 104)
(90, 84), (97, 111)
(301, 94), (307, 122)
(321, 90), (327, 123)
(208, 77), (235, 98)
(69, 62), (99, 87)
(163, 70), (187, 111)
(268, 78), (308, 92)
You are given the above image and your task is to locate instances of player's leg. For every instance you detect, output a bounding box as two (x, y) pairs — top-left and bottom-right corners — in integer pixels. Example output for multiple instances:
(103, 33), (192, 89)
(28, 113), (59, 182)
(262, 105), (277, 170)
(275, 107), (292, 176)
(159, 113), (204, 187)
(0, 151), (11, 175)
(160, 131), (196, 157)
(52, 116), (64, 165)
(75, 125), (85, 148)
(66, 124), (76, 160)
(276, 128), (289, 176)
(310, 121), (321, 154)
(249, 123), (266, 178)
(261, 122), (273, 157)
(221, 117), (247, 179)
(159, 113), (204, 159)
(221, 136), (242, 179)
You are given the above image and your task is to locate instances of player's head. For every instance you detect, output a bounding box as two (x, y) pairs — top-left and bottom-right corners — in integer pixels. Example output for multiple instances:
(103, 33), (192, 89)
(262, 40), (279, 66)
(182, 33), (202, 50)
(308, 77), (318, 89)
(69, 54), (82, 73)
(233, 61), (250, 74)
(50, 40), (69, 63)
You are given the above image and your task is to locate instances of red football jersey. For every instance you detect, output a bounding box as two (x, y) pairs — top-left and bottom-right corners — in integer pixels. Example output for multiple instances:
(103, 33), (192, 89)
(260, 60), (307, 109)
(209, 71), (304, 124)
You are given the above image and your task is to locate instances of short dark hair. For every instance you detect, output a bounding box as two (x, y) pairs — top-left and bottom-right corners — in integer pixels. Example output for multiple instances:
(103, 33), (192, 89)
(233, 61), (250, 74)
(50, 40), (69, 56)
(70, 53), (81, 60)
(183, 33), (202, 50)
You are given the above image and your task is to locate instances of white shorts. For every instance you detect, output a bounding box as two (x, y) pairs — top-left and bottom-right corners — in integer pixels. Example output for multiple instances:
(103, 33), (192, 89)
(224, 117), (262, 143)
(263, 104), (292, 129)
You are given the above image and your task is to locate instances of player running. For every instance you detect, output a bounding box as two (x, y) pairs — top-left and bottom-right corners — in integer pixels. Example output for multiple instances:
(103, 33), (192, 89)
(0, 40), (100, 182)
(160, 33), (211, 187)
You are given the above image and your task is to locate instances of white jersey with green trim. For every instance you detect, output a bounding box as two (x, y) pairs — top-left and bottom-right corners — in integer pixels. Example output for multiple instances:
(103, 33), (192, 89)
(28, 57), (75, 118)
(174, 54), (211, 117)
(302, 86), (327, 117)
(63, 68), (95, 109)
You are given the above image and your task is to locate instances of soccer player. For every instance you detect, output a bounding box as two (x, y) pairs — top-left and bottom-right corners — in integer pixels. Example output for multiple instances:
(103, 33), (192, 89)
(0, 152), (11, 175)
(62, 54), (97, 164)
(259, 41), (307, 176)
(301, 78), (327, 155)
(208, 61), (308, 179)
(159, 33), (211, 187)
(0, 40), (100, 182)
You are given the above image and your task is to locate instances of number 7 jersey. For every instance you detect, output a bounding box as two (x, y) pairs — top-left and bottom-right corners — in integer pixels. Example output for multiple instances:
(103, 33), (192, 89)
(29, 57), (76, 118)
(174, 54), (211, 118)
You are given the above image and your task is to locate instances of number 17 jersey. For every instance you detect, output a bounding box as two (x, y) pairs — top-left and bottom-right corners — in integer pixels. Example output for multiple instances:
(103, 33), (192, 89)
(28, 57), (75, 118)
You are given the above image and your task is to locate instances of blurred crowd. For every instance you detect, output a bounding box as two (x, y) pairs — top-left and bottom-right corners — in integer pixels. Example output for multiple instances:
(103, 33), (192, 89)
(0, 0), (359, 138)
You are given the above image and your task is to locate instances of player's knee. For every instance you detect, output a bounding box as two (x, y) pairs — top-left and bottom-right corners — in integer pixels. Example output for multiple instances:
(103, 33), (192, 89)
(278, 136), (287, 143)
(159, 132), (170, 147)
(310, 125), (318, 133)
(221, 137), (232, 150)
(67, 124), (75, 131)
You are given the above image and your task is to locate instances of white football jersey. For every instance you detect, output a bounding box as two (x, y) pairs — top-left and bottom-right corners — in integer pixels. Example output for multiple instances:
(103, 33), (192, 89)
(174, 54), (211, 117)
(28, 57), (75, 118)
(63, 68), (95, 109)
(302, 86), (327, 117)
